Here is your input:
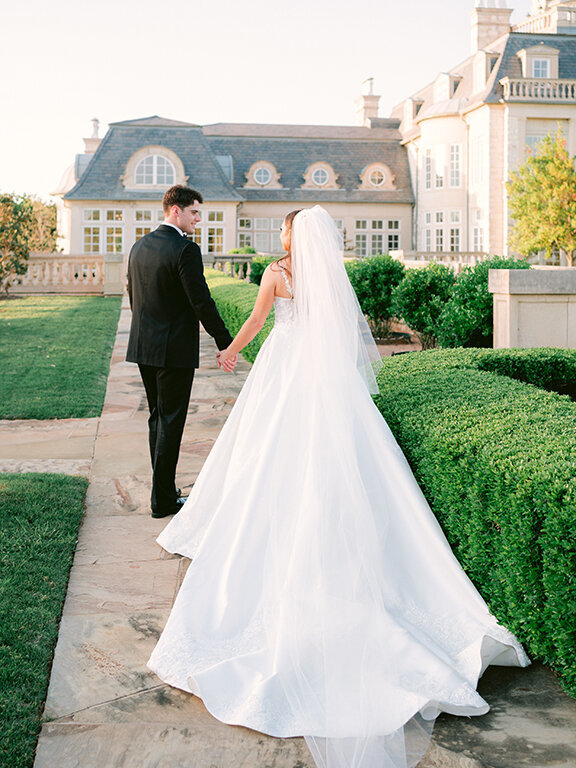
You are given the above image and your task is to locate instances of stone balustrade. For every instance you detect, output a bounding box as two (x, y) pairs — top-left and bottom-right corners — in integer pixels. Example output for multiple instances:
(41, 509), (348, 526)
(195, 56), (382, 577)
(499, 76), (576, 102)
(208, 255), (255, 280)
(10, 252), (125, 296)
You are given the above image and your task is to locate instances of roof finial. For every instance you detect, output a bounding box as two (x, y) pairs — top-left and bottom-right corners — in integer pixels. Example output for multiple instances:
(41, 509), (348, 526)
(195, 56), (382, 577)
(362, 77), (374, 96)
(91, 118), (100, 139)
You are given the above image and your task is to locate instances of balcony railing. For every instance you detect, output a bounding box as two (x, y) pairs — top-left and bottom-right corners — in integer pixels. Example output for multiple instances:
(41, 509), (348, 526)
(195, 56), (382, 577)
(500, 77), (576, 102)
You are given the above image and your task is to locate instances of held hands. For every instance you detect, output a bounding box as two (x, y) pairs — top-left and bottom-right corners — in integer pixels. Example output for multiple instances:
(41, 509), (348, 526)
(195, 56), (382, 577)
(217, 348), (238, 373)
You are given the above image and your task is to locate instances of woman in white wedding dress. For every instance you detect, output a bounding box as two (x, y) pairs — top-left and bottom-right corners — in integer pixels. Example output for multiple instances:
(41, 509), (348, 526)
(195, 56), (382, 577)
(148, 206), (529, 768)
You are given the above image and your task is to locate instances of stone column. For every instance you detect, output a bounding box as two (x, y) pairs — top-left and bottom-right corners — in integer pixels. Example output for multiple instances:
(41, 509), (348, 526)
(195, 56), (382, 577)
(489, 268), (576, 348)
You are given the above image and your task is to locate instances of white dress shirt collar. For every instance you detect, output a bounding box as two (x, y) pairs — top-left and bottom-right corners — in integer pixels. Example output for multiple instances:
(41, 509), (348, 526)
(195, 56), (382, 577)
(162, 221), (185, 236)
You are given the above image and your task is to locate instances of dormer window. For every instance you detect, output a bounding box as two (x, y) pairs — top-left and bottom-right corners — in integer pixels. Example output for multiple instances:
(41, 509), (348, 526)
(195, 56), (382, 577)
(122, 146), (186, 190)
(244, 161), (282, 188)
(135, 155), (175, 186)
(254, 167), (272, 185)
(533, 58), (550, 78)
(517, 45), (559, 79)
(358, 162), (396, 191)
(312, 168), (329, 186)
(302, 162), (339, 190)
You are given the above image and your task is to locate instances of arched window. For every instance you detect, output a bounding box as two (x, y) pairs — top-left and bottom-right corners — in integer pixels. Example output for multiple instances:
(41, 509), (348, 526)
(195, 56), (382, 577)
(311, 167), (330, 186)
(135, 155), (175, 186)
(302, 162), (339, 190)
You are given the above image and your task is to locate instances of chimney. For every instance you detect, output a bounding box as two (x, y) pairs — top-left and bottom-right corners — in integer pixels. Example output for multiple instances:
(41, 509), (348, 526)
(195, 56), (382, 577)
(355, 78), (380, 127)
(471, 0), (512, 53)
(83, 118), (101, 154)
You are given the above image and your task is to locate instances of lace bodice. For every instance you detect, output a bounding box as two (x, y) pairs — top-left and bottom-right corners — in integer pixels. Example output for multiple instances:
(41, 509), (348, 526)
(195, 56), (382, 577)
(273, 262), (294, 330)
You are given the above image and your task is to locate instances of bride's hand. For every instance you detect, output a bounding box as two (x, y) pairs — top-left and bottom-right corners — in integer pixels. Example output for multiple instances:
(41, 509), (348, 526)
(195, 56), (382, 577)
(217, 349), (238, 372)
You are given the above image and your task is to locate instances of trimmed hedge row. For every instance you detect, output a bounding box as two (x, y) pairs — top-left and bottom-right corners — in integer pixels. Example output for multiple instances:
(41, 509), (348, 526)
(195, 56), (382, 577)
(375, 347), (576, 696)
(205, 269), (273, 363)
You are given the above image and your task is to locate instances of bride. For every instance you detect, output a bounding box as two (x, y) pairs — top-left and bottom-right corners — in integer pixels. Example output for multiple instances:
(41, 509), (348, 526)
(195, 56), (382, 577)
(147, 205), (529, 768)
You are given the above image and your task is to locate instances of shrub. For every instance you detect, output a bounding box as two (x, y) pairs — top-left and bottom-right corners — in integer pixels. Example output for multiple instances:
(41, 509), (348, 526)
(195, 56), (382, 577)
(205, 269), (273, 362)
(437, 257), (531, 348)
(375, 347), (576, 697)
(249, 256), (274, 285)
(228, 247), (257, 254)
(345, 255), (405, 338)
(392, 263), (456, 349)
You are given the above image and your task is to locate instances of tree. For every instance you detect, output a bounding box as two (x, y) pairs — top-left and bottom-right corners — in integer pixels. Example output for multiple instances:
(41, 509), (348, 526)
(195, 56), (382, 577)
(507, 129), (576, 266)
(0, 194), (57, 294)
(436, 256), (531, 348)
(392, 262), (456, 349)
(345, 254), (405, 338)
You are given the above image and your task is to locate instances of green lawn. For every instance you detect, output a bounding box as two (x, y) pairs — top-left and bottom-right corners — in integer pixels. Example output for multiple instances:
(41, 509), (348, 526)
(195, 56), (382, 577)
(0, 295), (121, 419)
(0, 473), (88, 768)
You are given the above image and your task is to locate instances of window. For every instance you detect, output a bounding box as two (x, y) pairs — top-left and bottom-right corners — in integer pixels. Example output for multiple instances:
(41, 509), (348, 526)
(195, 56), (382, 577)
(312, 168), (330, 186)
(372, 220), (384, 230)
(238, 218), (252, 229)
(473, 227), (483, 252)
(208, 211), (224, 222)
(449, 145), (461, 187)
(106, 210), (123, 222)
(135, 226), (152, 241)
(435, 229), (444, 251)
(371, 234), (383, 254)
(450, 211), (461, 224)
(387, 233), (399, 250)
(106, 227), (123, 253)
(424, 229), (432, 252)
(136, 210), (152, 222)
(238, 232), (253, 249)
(83, 209), (100, 221)
(450, 228), (461, 252)
(355, 234), (367, 256)
(135, 155), (175, 186)
(253, 167), (272, 185)
(83, 227), (100, 253)
(207, 227), (224, 254)
(425, 212), (432, 225)
(424, 150), (432, 191)
(435, 211), (444, 224)
(533, 58), (550, 78)
(355, 220), (368, 230)
(369, 169), (386, 187)
(435, 146), (445, 189)
(388, 220), (400, 230)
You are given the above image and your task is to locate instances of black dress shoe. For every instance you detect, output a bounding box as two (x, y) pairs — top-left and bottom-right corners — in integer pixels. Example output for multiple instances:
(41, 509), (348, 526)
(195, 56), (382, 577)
(151, 497), (188, 518)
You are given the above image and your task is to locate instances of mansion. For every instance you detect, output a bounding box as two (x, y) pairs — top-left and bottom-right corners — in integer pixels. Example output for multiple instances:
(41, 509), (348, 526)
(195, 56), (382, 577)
(54, 0), (576, 265)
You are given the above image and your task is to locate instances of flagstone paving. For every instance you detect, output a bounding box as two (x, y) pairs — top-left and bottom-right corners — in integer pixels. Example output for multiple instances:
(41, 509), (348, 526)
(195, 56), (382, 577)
(3, 294), (574, 767)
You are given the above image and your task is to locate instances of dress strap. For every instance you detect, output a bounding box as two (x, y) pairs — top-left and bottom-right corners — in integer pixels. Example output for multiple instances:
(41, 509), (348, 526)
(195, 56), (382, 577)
(277, 262), (293, 298)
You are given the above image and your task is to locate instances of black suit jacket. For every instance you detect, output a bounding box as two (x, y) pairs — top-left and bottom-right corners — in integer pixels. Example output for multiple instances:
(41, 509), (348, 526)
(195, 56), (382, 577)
(126, 225), (233, 368)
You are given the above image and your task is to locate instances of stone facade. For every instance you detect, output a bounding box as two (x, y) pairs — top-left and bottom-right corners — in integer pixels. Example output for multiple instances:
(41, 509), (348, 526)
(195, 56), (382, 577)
(392, 0), (576, 259)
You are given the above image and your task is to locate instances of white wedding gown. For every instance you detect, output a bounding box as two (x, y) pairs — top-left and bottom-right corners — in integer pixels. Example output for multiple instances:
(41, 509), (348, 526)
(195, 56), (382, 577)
(148, 208), (529, 768)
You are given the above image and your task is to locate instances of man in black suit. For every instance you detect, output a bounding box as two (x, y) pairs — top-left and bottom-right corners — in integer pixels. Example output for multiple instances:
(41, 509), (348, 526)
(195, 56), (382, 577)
(127, 185), (236, 518)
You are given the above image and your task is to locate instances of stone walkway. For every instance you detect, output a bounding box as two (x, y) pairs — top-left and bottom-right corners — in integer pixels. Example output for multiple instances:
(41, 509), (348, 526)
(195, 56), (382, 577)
(3, 295), (576, 767)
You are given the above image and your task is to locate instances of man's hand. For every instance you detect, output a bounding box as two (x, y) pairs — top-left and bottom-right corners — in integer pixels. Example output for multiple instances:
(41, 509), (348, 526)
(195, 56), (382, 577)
(217, 349), (238, 373)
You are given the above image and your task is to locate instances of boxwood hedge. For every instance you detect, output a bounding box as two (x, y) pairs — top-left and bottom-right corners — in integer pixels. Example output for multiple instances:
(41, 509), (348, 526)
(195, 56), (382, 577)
(205, 269), (273, 363)
(375, 347), (576, 696)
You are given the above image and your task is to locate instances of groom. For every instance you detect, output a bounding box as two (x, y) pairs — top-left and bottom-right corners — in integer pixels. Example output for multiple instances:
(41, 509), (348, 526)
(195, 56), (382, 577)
(127, 185), (236, 518)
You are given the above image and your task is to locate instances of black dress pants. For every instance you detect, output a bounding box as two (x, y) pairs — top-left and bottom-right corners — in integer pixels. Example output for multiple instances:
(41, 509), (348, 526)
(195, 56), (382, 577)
(138, 364), (195, 515)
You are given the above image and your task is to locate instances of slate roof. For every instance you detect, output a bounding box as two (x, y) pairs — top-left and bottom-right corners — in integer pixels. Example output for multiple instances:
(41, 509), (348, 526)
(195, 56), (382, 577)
(485, 32), (576, 102)
(65, 117), (242, 202)
(64, 116), (413, 205)
(392, 31), (576, 137)
(203, 123), (413, 204)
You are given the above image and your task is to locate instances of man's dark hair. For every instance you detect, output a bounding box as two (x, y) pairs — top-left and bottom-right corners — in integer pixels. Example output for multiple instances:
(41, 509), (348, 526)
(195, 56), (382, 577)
(162, 185), (203, 213)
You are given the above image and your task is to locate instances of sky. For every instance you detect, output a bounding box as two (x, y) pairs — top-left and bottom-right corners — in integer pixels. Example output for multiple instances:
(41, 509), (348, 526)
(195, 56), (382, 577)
(0, 0), (533, 201)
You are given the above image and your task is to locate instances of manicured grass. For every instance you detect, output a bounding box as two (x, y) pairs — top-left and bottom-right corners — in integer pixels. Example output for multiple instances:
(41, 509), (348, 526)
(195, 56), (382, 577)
(0, 295), (121, 419)
(0, 473), (88, 768)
